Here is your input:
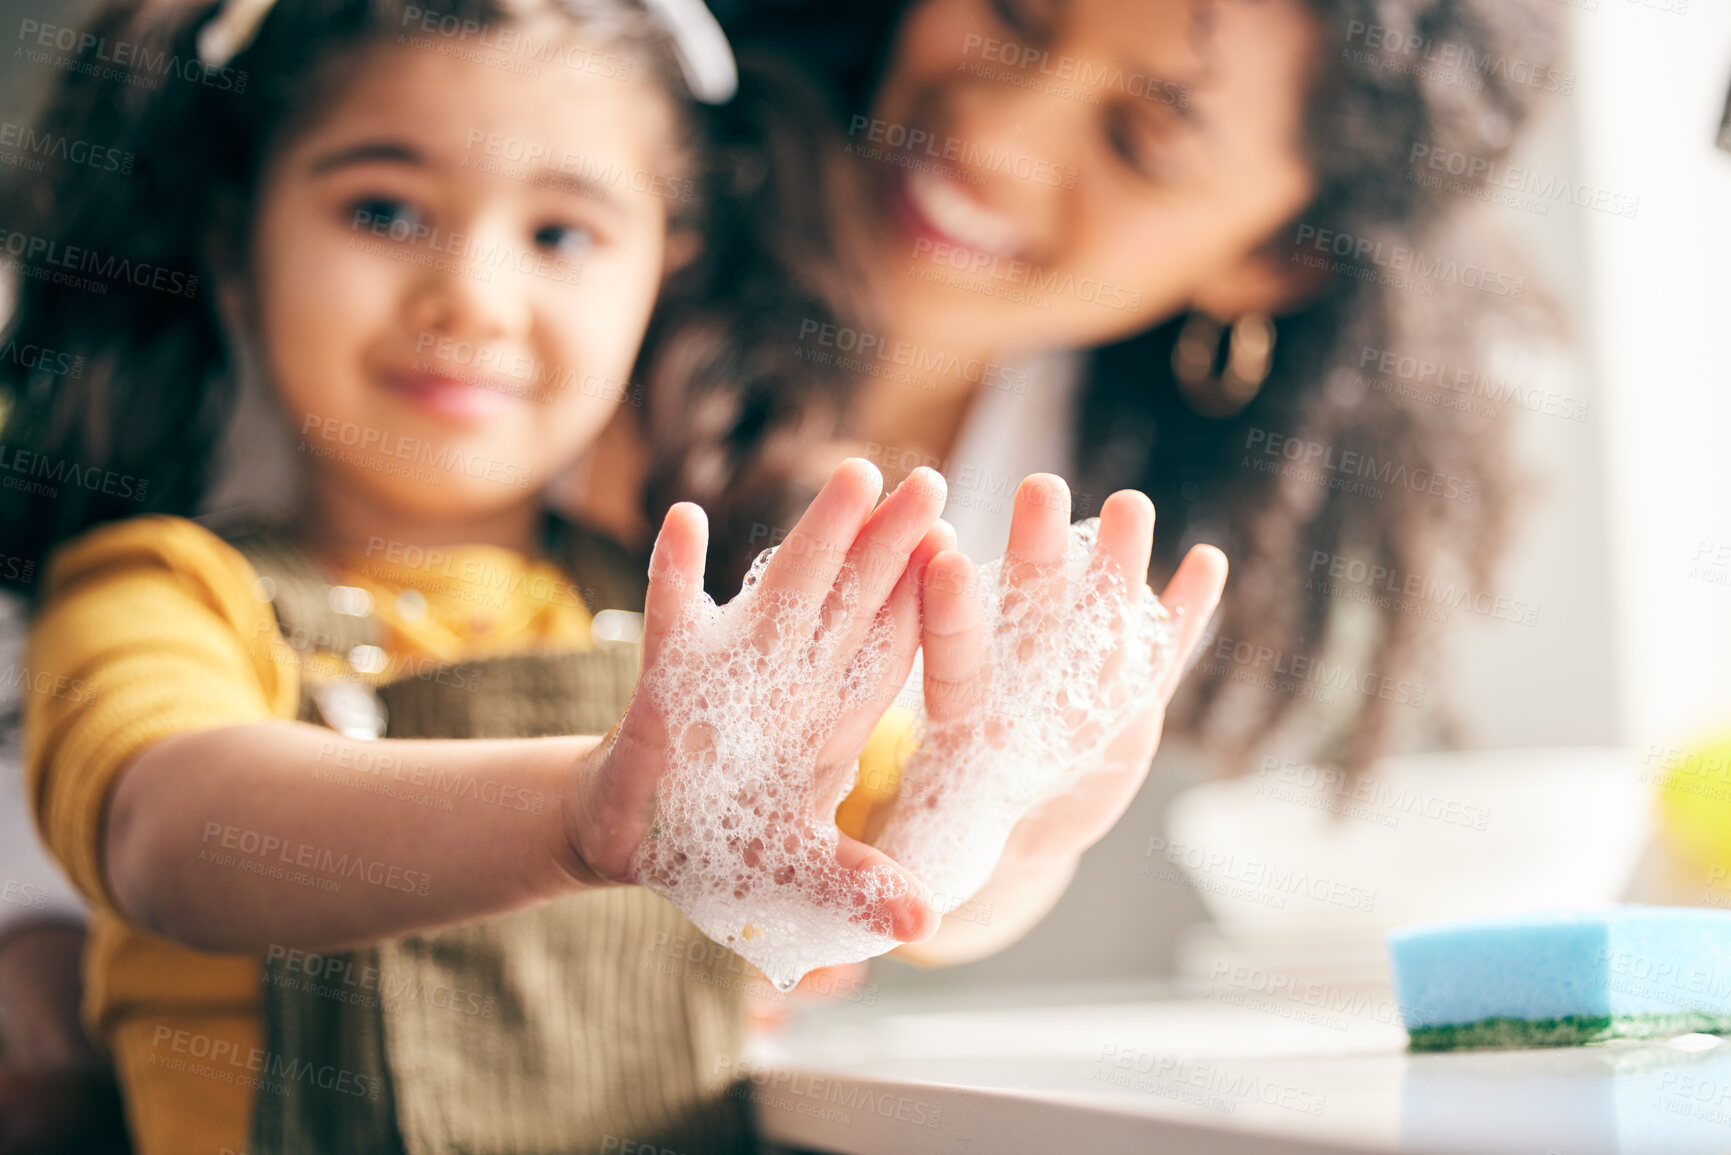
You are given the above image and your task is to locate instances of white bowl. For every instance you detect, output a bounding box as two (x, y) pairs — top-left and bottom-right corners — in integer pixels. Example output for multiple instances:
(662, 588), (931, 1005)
(1163, 747), (1655, 939)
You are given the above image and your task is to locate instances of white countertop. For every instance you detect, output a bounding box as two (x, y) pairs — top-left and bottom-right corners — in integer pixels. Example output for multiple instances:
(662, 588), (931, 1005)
(744, 984), (1731, 1154)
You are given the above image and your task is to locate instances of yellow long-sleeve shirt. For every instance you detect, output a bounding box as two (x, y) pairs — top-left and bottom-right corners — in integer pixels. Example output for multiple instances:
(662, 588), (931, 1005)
(23, 515), (903, 1155)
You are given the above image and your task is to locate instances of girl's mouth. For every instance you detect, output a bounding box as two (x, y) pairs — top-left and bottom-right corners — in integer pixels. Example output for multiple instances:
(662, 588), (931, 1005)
(378, 368), (519, 424)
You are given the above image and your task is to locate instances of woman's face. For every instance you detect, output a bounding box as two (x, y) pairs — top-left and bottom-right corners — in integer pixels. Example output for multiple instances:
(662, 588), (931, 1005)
(864, 0), (1319, 355)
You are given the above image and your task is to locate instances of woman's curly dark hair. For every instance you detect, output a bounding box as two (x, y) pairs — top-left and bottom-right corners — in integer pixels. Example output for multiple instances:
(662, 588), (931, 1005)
(1114, 0), (1558, 774)
(707, 0), (1560, 775)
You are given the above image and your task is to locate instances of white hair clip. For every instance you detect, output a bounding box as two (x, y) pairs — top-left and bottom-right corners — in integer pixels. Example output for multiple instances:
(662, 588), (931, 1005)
(641, 0), (737, 104)
(194, 0), (737, 103)
(196, 0), (278, 69)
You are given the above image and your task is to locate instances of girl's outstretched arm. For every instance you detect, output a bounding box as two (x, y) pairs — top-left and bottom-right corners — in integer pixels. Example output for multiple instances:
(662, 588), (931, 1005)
(107, 723), (601, 955)
(103, 458), (949, 958)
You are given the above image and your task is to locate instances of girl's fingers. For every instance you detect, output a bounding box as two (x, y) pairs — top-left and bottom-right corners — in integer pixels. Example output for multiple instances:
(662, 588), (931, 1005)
(595, 504), (708, 874)
(1089, 490), (1158, 703)
(1004, 474), (1072, 566)
(1154, 544), (1229, 703)
(998, 474), (1073, 674)
(641, 502), (709, 669)
(756, 457), (885, 602)
(1094, 489), (1156, 588)
(830, 468), (948, 652)
(921, 549), (986, 726)
(817, 521), (953, 778)
(831, 834), (941, 943)
(878, 519), (955, 696)
(1004, 706), (1167, 863)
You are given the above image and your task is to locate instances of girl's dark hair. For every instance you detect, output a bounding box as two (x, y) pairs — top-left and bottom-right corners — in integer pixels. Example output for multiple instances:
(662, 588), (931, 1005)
(637, 52), (862, 594)
(0, 0), (844, 603)
(715, 0), (1559, 774)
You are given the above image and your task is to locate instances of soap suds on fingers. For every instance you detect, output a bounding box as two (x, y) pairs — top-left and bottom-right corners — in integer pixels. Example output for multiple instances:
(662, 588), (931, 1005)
(631, 520), (1176, 991)
(631, 551), (908, 990)
(877, 519), (1178, 912)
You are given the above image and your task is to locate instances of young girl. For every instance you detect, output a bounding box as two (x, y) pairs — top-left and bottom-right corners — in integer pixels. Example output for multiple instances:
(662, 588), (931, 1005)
(0, 2), (1226, 1153)
(0, 0), (967, 1151)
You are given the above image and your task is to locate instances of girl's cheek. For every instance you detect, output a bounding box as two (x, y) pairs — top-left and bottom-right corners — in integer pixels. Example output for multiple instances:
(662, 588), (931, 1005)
(263, 209), (363, 319)
(547, 251), (659, 383)
(317, 223), (404, 307)
(256, 216), (384, 411)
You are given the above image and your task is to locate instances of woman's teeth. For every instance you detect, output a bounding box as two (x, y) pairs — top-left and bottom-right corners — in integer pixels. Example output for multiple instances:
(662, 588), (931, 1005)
(905, 169), (1022, 256)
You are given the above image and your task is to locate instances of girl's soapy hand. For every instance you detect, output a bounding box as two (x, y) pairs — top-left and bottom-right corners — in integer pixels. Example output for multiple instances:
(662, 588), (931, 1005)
(877, 475), (1228, 916)
(563, 458), (951, 989)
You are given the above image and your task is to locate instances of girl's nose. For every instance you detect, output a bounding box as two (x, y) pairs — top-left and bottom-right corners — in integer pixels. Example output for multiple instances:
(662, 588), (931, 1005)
(401, 225), (532, 342)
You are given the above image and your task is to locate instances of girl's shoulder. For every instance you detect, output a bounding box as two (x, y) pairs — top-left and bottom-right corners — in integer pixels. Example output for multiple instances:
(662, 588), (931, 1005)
(23, 523), (298, 909)
(42, 514), (268, 610)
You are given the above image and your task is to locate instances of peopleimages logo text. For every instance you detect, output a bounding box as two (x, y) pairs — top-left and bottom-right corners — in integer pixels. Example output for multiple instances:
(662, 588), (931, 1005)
(1292, 224), (1524, 299)
(1344, 21), (1574, 94)
(18, 20), (248, 91)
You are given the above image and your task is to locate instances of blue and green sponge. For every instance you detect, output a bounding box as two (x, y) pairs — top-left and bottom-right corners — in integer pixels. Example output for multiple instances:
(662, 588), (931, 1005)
(1388, 906), (1731, 1050)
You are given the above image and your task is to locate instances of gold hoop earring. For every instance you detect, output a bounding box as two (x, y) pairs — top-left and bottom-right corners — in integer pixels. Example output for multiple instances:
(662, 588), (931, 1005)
(1172, 312), (1276, 418)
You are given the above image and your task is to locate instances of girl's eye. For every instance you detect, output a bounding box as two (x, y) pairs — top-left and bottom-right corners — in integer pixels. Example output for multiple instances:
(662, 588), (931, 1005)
(533, 223), (595, 258)
(351, 197), (424, 238)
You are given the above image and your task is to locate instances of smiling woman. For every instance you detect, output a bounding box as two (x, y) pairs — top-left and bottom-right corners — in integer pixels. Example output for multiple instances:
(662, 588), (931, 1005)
(702, 0), (1562, 774)
(863, 0), (1319, 354)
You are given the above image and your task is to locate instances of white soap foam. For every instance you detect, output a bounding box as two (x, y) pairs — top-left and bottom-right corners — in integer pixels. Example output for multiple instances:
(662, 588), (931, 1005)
(875, 519), (1177, 911)
(631, 550), (909, 990)
(631, 521), (1177, 991)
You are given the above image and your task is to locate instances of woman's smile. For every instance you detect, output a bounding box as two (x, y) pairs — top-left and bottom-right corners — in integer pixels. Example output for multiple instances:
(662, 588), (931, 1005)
(894, 166), (1029, 259)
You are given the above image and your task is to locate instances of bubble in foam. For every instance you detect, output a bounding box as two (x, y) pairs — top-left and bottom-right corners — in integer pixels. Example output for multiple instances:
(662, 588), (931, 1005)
(875, 519), (1178, 913)
(629, 521), (1178, 991)
(630, 549), (909, 991)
